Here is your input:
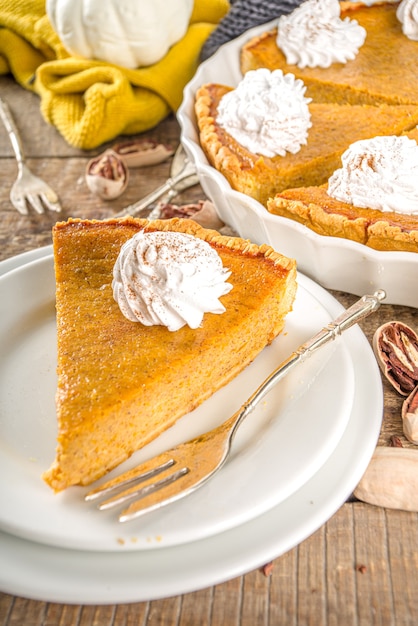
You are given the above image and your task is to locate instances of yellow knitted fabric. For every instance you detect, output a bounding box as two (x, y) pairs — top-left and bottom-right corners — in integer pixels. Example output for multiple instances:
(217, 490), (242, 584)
(0, 0), (229, 149)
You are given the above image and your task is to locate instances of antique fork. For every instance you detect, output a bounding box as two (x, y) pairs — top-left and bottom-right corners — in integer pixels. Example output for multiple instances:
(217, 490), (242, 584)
(0, 97), (61, 215)
(86, 290), (386, 522)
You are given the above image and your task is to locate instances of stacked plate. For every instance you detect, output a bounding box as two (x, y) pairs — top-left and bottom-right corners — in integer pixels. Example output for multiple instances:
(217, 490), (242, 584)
(177, 21), (418, 308)
(0, 245), (382, 604)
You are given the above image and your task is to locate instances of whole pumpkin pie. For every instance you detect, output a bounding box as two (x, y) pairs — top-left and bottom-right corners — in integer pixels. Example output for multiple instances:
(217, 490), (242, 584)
(43, 217), (297, 492)
(240, 2), (418, 106)
(195, 83), (418, 207)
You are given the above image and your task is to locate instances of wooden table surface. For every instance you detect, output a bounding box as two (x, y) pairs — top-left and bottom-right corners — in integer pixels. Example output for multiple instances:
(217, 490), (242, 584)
(1, 74), (417, 626)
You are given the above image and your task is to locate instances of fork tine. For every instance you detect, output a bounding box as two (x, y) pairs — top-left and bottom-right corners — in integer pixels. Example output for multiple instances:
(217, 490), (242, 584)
(85, 451), (193, 522)
(99, 466), (189, 512)
(118, 468), (194, 522)
(85, 414), (236, 521)
(85, 456), (176, 502)
(9, 190), (29, 215)
(41, 192), (61, 213)
(26, 193), (45, 215)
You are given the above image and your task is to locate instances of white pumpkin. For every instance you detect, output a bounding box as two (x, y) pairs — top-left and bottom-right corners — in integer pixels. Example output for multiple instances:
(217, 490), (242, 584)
(46, 0), (194, 68)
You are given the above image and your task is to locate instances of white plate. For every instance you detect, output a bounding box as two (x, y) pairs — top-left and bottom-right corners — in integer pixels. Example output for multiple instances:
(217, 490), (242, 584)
(0, 252), (354, 552)
(177, 21), (418, 308)
(0, 270), (383, 603)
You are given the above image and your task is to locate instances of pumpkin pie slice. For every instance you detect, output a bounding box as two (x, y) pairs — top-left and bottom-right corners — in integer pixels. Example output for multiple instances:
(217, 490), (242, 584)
(267, 185), (418, 253)
(267, 130), (418, 253)
(195, 83), (418, 207)
(43, 217), (297, 492)
(240, 2), (418, 106)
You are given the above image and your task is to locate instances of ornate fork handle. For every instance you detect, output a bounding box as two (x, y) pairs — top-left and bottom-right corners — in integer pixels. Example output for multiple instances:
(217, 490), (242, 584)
(229, 289), (387, 442)
(0, 98), (25, 169)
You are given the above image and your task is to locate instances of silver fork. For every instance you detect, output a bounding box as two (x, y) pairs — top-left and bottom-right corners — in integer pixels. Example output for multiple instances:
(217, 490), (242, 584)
(0, 98), (61, 215)
(85, 290), (386, 522)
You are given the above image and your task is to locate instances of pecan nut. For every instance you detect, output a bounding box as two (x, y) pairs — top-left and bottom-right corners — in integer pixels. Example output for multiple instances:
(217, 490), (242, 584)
(85, 150), (128, 200)
(373, 321), (418, 395)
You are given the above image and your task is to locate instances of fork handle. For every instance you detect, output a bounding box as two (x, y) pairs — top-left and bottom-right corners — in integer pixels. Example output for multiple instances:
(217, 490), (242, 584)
(0, 98), (25, 166)
(229, 290), (386, 440)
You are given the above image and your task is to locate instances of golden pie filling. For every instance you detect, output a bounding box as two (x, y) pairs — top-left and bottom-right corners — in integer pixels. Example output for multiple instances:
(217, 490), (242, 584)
(241, 2), (418, 107)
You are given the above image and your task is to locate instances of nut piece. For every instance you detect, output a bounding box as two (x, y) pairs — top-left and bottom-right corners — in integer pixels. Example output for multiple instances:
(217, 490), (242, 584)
(354, 447), (418, 511)
(390, 435), (404, 448)
(402, 386), (418, 444)
(373, 321), (418, 395)
(156, 200), (225, 230)
(112, 139), (174, 168)
(86, 151), (128, 200)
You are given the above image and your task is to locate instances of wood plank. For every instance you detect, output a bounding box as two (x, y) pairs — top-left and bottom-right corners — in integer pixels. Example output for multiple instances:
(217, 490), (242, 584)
(240, 567), (270, 626)
(325, 505), (357, 626)
(296, 526), (326, 625)
(353, 503), (394, 626)
(179, 587), (213, 626)
(268, 546), (298, 625)
(1, 596), (47, 626)
(42, 604), (83, 626)
(211, 577), (242, 626)
(113, 602), (149, 626)
(385, 510), (418, 624)
(147, 595), (181, 625)
(0, 595), (14, 626)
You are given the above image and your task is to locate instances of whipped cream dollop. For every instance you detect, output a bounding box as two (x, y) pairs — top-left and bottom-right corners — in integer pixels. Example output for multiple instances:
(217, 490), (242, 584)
(397, 0), (418, 41)
(112, 230), (232, 331)
(276, 0), (366, 68)
(216, 68), (312, 158)
(327, 135), (418, 214)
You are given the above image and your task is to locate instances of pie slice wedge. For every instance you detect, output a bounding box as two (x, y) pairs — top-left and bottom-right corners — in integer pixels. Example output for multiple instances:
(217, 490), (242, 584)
(267, 127), (418, 253)
(195, 83), (418, 207)
(240, 2), (418, 106)
(267, 185), (418, 253)
(43, 217), (297, 492)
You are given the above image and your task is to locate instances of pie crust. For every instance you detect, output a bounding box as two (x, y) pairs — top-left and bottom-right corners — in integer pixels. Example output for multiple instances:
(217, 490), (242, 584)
(195, 83), (418, 208)
(268, 185), (418, 253)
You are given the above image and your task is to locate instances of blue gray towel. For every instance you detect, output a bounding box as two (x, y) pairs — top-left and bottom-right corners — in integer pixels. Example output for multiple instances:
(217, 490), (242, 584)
(200, 0), (305, 60)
